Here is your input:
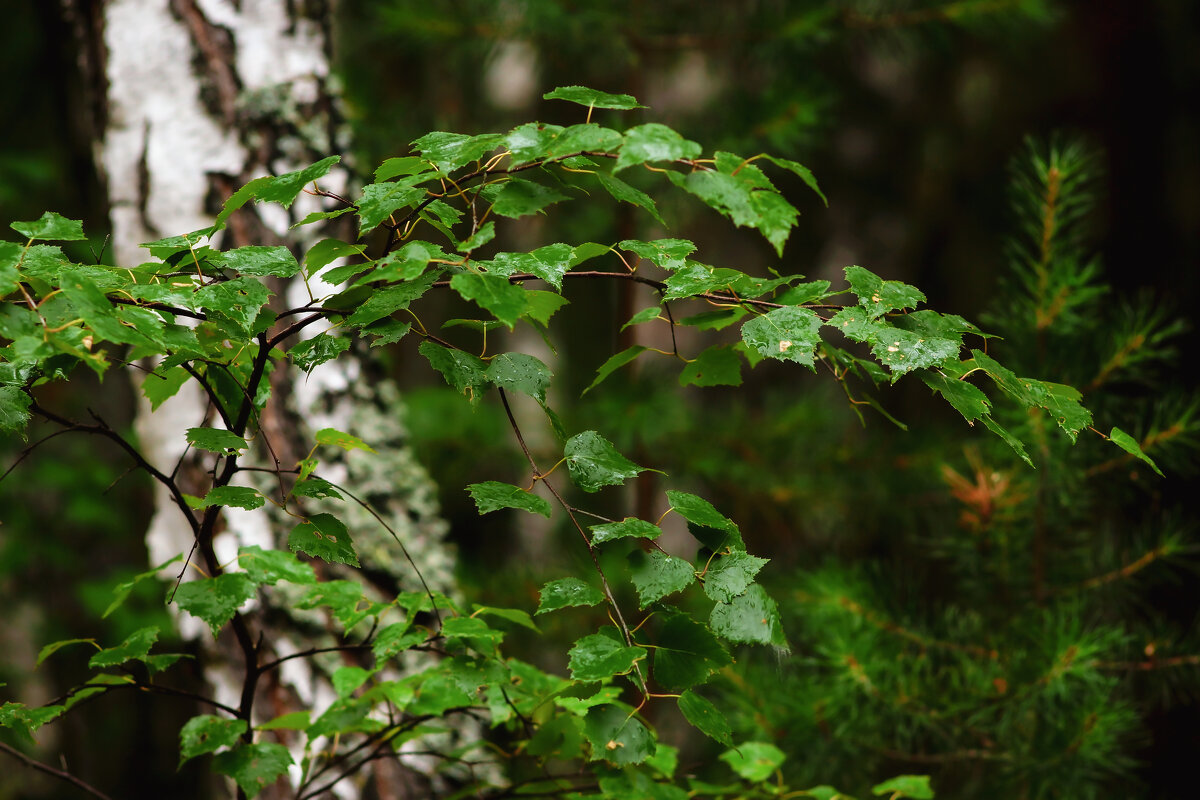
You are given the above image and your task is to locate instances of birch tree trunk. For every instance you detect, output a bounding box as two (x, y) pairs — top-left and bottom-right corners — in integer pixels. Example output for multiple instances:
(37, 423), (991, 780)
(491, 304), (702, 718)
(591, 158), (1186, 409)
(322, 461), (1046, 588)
(61, 2), (455, 796)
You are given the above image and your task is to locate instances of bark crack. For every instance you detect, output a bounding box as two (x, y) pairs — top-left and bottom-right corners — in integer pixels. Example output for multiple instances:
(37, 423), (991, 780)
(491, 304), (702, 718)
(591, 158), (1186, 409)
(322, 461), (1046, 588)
(171, 0), (242, 126)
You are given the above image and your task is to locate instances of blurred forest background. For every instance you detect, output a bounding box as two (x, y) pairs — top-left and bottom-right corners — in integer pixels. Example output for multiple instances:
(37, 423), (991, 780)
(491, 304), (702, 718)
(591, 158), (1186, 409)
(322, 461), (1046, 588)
(2, 0), (1198, 798)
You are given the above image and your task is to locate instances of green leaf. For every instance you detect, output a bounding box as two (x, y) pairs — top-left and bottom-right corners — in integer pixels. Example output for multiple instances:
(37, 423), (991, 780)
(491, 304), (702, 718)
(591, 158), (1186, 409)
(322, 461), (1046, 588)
(967, 350), (1048, 408)
(543, 85), (644, 110)
(981, 415), (1032, 466)
(590, 518), (662, 545)
(524, 290), (570, 325)
(485, 352), (551, 402)
(653, 614), (731, 691)
(1043, 382), (1093, 442)
(441, 616), (504, 650)
(709, 584), (787, 648)
(869, 326), (961, 380)
(680, 345), (743, 387)
(583, 704), (655, 765)
(1109, 427), (1164, 476)
(703, 552), (769, 603)
(305, 239), (367, 275)
(477, 242), (575, 290)
(467, 481), (552, 518)
(89, 625), (159, 668)
(372, 622), (426, 666)
(618, 238), (696, 270)
(374, 156), (428, 181)
(679, 154), (800, 255)
(600, 768), (688, 799)
(741, 306), (823, 367)
(569, 634), (646, 682)
(920, 371), (991, 423)
(308, 695), (382, 737)
(720, 741), (785, 782)
(0, 385), (32, 432)
(332, 666), (373, 698)
(775, 280), (832, 305)
(367, 319), (412, 347)
(195, 277), (271, 333)
(419, 341), (488, 402)
(845, 265), (925, 317)
(103, 555), (181, 619)
(355, 179), (427, 232)
(646, 743), (679, 782)
(315, 427), (377, 453)
(0, 242), (21, 295)
(211, 742), (292, 798)
(237, 546), (316, 586)
(179, 715), (247, 765)
(257, 711), (311, 732)
(564, 430), (645, 492)
(185, 428), (248, 455)
(536, 578), (606, 615)
(11, 211), (86, 241)
(254, 156), (340, 210)
(297, 580), (373, 631)
(678, 308), (748, 331)
(186, 486), (265, 511)
(36, 638), (96, 668)
(457, 220), (496, 253)
(616, 123), (701, 172)
(343, 272), (438, 326)
(596, 172), (666, 226)
(761, 154), (828, 206)
(629, 550), (696, 607)
(59, 268), (156, 348)
(583, 345), (648, 395)
(450, 272), (528, 329)
(623, 306), (663, 330)
(288, 513), (360, 567)
(526, 711), (586, 759)
(666, 491), (739, 537)
(545, 124), (624, 158)
(289, 334), (352, 373)
(215, 245), (301, 278)
(0, 702), (64, 743)
(480, 179), (568, 218)
(174, 574), (257, 637)
(290, 208), (351, 229)
(872, 775), (934, 799)
(141, 366), (190, 411)
(504, 122), (564, 165)
(473, 605), (540, 632)
(411, 131), (504, 172)
(678, 691), (734, 746)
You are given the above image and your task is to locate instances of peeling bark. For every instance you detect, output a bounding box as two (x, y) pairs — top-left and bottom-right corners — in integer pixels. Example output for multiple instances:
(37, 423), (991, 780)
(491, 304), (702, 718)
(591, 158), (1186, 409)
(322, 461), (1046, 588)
(61, 2), (456, 796)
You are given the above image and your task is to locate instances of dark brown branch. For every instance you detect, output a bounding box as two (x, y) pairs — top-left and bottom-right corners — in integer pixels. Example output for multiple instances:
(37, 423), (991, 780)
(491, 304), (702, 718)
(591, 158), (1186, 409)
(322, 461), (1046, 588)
(257, 643), (374, 674)
(432, 269), (843, 312)
(29, 402), (200, 537)
(109, 295), (208, 321)
(496, 389), (639, 657)
(0, 741), (115, 800)
(178, 361), (235, 431)
(0, 428), (74, 484)
(267, 312), (330, 349)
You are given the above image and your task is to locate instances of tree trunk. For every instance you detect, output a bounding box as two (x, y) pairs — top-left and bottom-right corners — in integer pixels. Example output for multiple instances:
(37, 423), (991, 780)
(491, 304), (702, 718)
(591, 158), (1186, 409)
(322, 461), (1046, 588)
(61, 1), (454, 796)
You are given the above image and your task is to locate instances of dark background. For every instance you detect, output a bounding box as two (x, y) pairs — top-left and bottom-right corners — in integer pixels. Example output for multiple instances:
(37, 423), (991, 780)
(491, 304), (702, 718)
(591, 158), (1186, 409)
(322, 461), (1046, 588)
(1, 0), (1197, 797)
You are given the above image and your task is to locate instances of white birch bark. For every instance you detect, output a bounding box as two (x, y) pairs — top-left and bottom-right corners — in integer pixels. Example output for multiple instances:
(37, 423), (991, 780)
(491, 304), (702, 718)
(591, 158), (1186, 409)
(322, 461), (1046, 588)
(63, 1), (457, 796)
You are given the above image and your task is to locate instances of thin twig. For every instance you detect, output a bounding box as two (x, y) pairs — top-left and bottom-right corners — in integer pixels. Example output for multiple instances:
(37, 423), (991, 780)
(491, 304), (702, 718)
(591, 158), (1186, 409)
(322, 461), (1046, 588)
(0, 741), (115, 800)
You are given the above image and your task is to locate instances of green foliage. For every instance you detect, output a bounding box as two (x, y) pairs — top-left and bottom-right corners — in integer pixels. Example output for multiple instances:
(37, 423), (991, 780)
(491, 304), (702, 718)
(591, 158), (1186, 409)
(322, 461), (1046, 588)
(2, 92), (1128, 800)
(723, 136), (1195, 800)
